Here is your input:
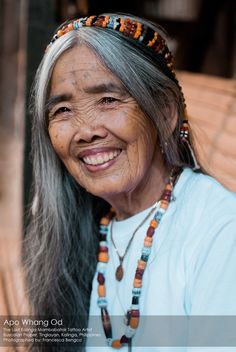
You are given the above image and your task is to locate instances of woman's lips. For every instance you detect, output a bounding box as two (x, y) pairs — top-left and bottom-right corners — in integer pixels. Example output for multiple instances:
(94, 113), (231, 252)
(77, 148), (122, 172)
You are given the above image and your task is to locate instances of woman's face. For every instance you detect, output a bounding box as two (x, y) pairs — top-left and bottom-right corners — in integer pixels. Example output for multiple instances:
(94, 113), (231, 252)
(48, 45), (163, 200)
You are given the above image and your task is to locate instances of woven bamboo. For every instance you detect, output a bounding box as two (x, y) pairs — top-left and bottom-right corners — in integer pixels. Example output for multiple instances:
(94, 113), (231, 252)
(179, 71), (236, 192)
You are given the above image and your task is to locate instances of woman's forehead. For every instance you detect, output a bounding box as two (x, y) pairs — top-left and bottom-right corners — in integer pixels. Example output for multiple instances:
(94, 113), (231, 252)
(50, 45), (127, 97)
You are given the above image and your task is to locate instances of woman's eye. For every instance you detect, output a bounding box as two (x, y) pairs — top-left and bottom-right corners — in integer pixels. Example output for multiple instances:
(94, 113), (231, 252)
(54, 106), (71, 115)
(100, 97), (117, 105)
(48, 106), (71, 120)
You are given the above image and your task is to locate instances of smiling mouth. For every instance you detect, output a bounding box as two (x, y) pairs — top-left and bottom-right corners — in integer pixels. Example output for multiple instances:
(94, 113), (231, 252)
(81, 149), (122, 166)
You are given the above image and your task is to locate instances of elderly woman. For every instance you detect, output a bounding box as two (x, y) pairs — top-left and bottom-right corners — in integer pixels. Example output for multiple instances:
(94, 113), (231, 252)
(23, 14), (236, 351)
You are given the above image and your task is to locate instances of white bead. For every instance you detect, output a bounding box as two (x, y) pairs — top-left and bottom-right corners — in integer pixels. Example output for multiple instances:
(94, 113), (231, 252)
(125, 326), (136, 338)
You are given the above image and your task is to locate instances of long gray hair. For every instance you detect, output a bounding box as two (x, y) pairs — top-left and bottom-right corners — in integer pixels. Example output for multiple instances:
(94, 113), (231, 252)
(23, 14), (197, 351)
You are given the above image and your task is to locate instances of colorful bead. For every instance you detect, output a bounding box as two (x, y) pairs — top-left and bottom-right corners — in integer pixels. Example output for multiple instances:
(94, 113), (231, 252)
(130, 309), (140, 317)
(125, 326), (136, 338)
(133, 22), (142, 39)
(99, 246), (108, 252)
(99, 234), (107, 241)
(57, 29), (64, 37)
(132, 288), (142, 296)
(97, 297), (107, 307)
(107, 17), (114, 29)
(142, 247), (151, 256)
(100, 225), (109, 233)
(154, 211), (163, 221)
(102, 16), (110, 28)
(113, 18), (120, 30)
(144, 236), (153, 247)
(99, 240), (108, 247)
(112, 339), (122, 348)
(97, 262), (106, 273)
(137, 259), (147, 270)
(147, 226), (155, 237)
(166, 184), (173, 191)
(98, 285), (106, 297)
(119, 18), (126, 33)
(133, 278), (142, 288)
(132, 296), (139, 305)
(97, 273), (105, 285)
(150, 219), (158, 228)
(98, 252), (109, 262)
(141, 254), (149, 262)
(160, 200), (168, 209)
(86, 15), (96, 26)
(120, 335), (130, 344)
(100, 217), (109, 226)
(135, 268), (144, 280)
(130, 316), (139, 329)
(68, 23), (73, 31)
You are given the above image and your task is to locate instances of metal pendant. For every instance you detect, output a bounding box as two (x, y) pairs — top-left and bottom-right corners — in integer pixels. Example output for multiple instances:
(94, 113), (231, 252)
(115, 264), (124, 281)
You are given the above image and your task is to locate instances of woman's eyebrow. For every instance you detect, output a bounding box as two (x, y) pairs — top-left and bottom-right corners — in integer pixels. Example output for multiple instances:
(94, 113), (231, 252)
(45, 93), (72, 113)
(83, 82), (128, 95)
(45, 83), (128, 113)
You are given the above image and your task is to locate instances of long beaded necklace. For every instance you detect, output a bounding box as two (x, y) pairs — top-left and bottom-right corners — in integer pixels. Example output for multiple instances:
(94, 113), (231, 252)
(97, 172), (175, 349)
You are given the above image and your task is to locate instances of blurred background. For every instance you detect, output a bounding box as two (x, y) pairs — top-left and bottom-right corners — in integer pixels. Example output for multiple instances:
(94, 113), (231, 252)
(0, 0), (236, 343)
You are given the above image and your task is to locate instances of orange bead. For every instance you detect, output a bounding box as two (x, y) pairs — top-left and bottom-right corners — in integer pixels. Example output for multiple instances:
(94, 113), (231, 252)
(144, 236), (153, 243)
(137, 260), (147, 270)
(68, 23), (73, 30)
(98, 285), (106, 297)
(112, 339), (122, 348)
(150, 219), (158, 228)
(144, 237), (153, 247)
(165, 184), (172, 191)
(100, 217), (109, 225)
(130, 316), (139, 329)
(98, 252), (109, 263)
(133, 278), (142, 288)
(102, 15), (109, 27)
(57, 30), (64, 37)
(119, 19), (125, 32)
(133, 22), (142, 38)
(160, 200), (168, 209)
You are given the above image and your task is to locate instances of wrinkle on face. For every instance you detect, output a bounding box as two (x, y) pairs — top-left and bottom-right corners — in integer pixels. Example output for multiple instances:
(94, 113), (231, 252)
(47, 44), (167, 218)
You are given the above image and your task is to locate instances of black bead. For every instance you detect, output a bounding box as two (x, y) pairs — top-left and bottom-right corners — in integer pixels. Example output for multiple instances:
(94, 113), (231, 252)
(132, 296), (139, 305)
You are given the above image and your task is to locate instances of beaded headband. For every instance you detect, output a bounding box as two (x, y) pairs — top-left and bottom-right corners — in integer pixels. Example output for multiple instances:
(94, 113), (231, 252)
(47, 15), (175, 76)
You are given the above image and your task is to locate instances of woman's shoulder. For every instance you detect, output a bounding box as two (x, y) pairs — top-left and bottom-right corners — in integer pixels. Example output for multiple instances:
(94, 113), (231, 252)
(172, 167), (236, 242)
(175, 167), (236, 210)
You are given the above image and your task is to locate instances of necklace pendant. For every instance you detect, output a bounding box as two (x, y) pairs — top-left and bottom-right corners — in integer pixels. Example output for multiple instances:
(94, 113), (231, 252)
(115, 264), (124, 281)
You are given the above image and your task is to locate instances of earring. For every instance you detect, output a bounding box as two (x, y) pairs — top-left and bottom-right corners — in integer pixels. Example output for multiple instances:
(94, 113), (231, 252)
(180, 118), (200, 170)
(180, 119), (189, 140)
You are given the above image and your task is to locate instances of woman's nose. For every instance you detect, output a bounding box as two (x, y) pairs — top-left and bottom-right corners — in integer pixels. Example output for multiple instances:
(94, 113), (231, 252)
(73, 123), (108, 144)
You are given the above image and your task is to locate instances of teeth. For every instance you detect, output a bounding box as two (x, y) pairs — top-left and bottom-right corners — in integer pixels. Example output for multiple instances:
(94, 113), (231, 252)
(83, 150), (120, 165)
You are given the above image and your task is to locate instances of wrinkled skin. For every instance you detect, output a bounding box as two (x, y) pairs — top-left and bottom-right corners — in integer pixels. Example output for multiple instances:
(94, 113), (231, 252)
(48, 45), (169, 219)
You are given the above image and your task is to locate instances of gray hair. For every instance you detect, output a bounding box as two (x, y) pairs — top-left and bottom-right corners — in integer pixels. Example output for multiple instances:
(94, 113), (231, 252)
(23, 16), (196, 351)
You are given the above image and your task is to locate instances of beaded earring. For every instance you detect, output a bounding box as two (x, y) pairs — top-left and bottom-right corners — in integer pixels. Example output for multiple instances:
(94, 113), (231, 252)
(180, 112), (200, 170)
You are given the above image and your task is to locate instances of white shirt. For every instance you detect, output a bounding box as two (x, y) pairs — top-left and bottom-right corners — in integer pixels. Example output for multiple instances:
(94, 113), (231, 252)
(86, 168), (236, 351)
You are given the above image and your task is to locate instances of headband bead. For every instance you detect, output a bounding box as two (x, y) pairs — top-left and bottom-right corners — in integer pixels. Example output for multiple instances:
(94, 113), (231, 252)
(47, 15), (175, 76)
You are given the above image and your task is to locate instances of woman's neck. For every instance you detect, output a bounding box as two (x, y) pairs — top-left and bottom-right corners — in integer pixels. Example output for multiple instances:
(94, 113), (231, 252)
(105, 164), (170, 221)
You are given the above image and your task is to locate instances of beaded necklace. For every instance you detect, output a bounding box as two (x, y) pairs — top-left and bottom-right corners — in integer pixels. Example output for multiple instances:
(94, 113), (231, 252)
(97, 172), (175, 349)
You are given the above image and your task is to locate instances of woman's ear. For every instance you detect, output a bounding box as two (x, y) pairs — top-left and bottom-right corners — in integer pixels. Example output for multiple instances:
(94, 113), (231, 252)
(164, 104), (178, 136)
